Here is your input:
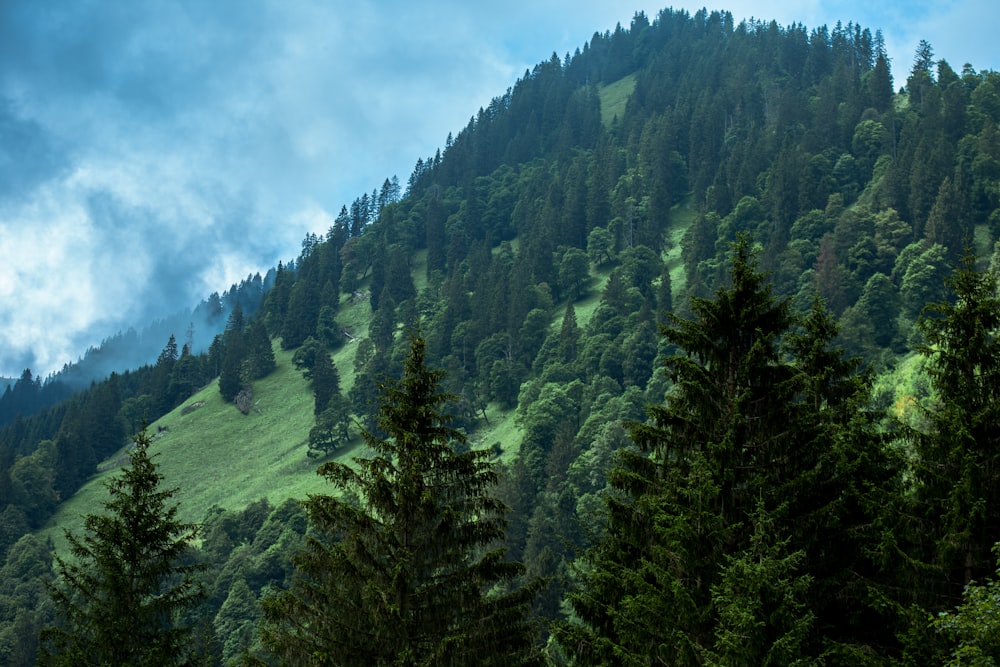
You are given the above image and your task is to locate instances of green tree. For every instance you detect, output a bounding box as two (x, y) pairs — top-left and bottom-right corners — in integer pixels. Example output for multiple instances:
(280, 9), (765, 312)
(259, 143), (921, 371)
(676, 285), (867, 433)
(260, 332), (542, 666)
(308, 393), (353, 458)
(385, 246), (417, 305)
(219, 305), (246, 403)
(708, 502), (815, 666)
(900, 242), (952, 321)
(309, 349), (341, 416)
(315, 304), (344, 350)
(168, 345), (204, 404)
(151, 335), (180, 412)
(558, 247), (591, 300)
(39, 427), (205, 666)
(558, 235), (799, 664)
(621, 319), (657, 388)
(558, 236), (902, 664)
(932, 544), (1000, 666)
(0, 533), (53, 666)
(912, 255), (1000, 602)
(291, 336), (325, 377)
(656, 261), (673, 316)
(7, 441), (58, 528)
(243, 321), (276, 381)
(213, 577), (258, 666)
(586, 226), (615, 266)
(281, 272), (321, 350)
(925, 176), (970, 264)
(783, 297), (907, 661)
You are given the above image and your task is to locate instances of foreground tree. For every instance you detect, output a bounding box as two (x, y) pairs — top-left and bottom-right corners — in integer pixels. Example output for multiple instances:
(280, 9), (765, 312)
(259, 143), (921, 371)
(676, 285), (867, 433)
(39, 427), (205, 666)
(260, 331), (542, 666)
(911, 254), (1000, 605)
(557, 236), (902, 664)
(557, 236), (801, 664)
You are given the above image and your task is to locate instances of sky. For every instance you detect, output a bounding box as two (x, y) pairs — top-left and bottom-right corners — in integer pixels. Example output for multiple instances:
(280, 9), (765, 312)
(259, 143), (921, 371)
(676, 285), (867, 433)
(1, 1), (997, 379)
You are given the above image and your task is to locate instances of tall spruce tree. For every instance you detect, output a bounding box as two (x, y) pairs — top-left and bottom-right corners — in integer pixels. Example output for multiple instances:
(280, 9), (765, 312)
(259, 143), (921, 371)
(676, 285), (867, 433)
(912, 255), (1000, 604)
(219, 304), (246, 402)
(260, 331), (542, 666)
(780, 297), (906, 662)
(557, 236), (903, 664)
(557, 235), (798, 664)
(39, 427), (205, 666)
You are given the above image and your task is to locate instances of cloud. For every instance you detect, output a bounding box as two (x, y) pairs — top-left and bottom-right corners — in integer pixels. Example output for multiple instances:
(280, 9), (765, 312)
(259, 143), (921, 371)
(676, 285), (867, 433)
(0, 0), (541, 376)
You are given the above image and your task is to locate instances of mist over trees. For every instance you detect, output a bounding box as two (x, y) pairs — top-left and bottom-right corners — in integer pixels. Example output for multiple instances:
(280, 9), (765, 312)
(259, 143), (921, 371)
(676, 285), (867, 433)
(0, 272), (273, 426)
(1, 6), (1000, 664)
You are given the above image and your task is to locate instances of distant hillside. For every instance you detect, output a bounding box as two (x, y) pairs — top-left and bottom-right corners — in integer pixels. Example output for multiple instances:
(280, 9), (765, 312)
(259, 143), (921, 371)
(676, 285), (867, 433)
(39, 277), (528, 553)
(39, 342), (319, 549)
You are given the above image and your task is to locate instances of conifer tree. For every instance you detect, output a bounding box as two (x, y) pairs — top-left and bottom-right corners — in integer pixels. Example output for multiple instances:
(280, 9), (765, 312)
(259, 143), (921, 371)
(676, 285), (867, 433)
(168, 344), (204, 404)
(558, 235), (798, 664)
(260, 331), (542, 666)
(309, 349), (341, 416)
(281, 275), (321, 350)
(243, 321), (276, 380)
(219, 304), (246, 402)
(557, 235), (903, 664)
(912, 254), (1000, 602)
(39, 427), (205, 666)
(152, 335), (180, 413)
(782, 297), (906, 661)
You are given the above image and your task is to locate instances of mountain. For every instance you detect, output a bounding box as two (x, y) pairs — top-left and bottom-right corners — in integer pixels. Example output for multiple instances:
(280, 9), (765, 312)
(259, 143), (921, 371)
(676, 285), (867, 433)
(3, 7), (1000, 665)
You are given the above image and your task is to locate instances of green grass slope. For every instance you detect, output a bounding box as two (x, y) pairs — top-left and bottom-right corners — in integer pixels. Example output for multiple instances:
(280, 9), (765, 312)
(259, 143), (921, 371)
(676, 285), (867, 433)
(40, 341), (342, 551)
(598, 73), (637, 127)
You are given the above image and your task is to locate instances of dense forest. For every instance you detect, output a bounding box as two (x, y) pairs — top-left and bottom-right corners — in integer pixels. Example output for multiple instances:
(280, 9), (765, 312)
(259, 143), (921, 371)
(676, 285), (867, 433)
(3, 6), (1000, 664)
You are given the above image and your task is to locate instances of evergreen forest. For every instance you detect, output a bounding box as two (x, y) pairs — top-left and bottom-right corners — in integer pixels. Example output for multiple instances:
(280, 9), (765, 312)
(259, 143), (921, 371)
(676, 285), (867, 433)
(3, 6), (1000, 665)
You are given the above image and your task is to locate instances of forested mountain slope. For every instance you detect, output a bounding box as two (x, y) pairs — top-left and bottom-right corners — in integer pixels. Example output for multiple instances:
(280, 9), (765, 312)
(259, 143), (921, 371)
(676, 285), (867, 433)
(3, 7), (1000, 664)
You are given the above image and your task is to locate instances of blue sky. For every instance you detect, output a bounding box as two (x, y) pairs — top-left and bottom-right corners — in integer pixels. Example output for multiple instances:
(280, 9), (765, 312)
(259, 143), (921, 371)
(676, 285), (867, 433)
(0, 1), (997, 378)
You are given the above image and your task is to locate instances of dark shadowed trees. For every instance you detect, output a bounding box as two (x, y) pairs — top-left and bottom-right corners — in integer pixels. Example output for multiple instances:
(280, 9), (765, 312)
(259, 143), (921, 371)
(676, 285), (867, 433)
(39, 427), (205, 666)
(260, 332), (542, 666)
(558, 236), (903, 664)
(911, 255), (1000, 604)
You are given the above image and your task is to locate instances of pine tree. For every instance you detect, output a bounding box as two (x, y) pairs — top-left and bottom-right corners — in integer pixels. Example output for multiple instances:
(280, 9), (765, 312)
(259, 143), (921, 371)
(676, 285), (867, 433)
(912, 255), (1000, 603)
(309, 350), (341, 416)
(260, 331), (542, 666)
(558, 236), (904, 663)
(39, 427), (205, 666)
(558, 235), (798, 664)
(243, 321), (276, 380)
(281, 274), (321, 350)
(152, 335), (180, 413)
(167, 343), (204, 404)
(219, 304), (246, 402)
(782, 297), (907, 661)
